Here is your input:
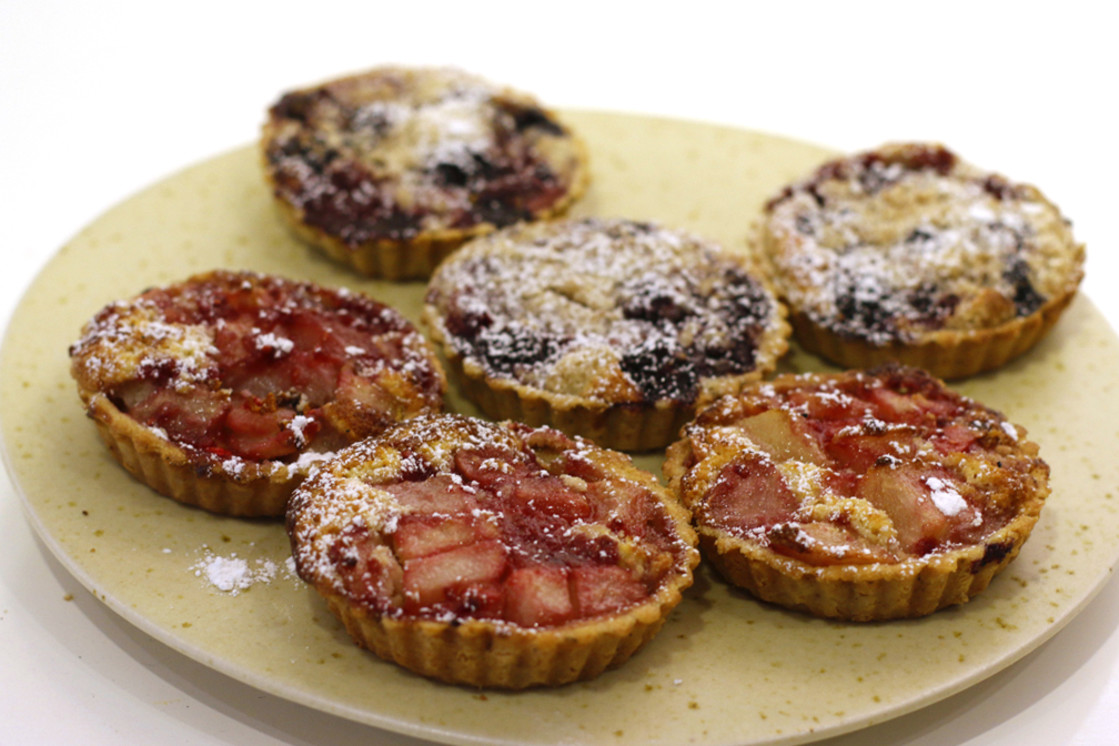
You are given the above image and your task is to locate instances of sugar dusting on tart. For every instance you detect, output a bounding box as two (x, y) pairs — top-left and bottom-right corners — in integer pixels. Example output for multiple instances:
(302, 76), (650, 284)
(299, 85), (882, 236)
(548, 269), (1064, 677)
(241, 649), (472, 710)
(68, 270), (445, 515)
(762, 143), (1083, 370)
(665, 364), (1050, 620)
(261, 66), (588, 278)
(287, 412), (698, 686)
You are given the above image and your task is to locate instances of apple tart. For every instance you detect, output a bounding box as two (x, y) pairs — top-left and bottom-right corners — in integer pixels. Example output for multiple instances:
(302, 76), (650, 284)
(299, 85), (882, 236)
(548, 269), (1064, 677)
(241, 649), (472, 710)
(286, 412), (699, 688)
(664, 364), (1049, 621)
(761, 142), (1084, 378)
(68, 270), (445, 517)
(423, 217), (790, 451)
(261, 66), (589, 279)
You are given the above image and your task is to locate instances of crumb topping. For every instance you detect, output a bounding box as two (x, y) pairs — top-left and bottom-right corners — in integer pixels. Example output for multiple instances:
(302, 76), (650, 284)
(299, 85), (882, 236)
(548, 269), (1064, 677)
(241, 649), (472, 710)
(764, 143), (1083, 345)
(263, 66), (584, 246)
(287, 413), (696, 627)
(69, 270), (444, 471)
(425, 218), (784, 404)
(675, 365), (1048, 565)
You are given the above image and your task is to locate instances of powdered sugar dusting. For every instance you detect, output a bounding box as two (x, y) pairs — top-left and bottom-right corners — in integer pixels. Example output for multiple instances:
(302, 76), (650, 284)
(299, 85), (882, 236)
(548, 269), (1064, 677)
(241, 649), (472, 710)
(426, 217), (782, 404)
(765, 143), (1082, 345)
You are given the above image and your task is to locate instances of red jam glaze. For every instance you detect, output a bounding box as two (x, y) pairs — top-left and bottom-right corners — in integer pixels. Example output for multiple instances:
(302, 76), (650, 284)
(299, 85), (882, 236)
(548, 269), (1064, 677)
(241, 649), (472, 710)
(347, 425), (684, 626)
(691, 366), (1026, 562)
(96, 272), (441, 464)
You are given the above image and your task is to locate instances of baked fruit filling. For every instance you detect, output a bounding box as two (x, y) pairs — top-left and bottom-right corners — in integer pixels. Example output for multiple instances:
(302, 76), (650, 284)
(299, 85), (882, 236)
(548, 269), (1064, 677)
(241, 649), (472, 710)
(762, 142), (1083, 347)
(70, 270), (444, 468)
(673, 365), (1048, 566)
(263, 66), (584, 247)
(289, 414), (696, 627)
(427, 218), (783, 406)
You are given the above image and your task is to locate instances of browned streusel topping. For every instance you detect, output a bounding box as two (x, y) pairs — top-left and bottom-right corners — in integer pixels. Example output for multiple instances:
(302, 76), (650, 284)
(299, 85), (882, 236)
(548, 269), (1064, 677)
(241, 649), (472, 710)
(287, 413), (697, 627)
(424, 218), (787, 405)
(263, 66), (586, 246)
(674, 365), (1049, 566)
(763, 143), (1084, 346)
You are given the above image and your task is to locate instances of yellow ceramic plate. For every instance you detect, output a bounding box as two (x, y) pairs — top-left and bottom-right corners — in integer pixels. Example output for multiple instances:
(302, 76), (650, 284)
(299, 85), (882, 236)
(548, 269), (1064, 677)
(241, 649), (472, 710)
(3, 111), (1118, 746)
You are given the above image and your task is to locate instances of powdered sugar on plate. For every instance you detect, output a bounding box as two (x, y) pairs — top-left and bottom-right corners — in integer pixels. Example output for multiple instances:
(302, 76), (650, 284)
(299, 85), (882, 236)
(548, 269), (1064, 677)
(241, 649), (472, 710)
(190, 547), (298, 595)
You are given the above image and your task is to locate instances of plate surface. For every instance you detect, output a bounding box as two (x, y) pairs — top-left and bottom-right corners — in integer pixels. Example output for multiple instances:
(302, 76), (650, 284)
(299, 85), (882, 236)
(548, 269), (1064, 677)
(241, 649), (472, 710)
(3, 110), (1119, 746)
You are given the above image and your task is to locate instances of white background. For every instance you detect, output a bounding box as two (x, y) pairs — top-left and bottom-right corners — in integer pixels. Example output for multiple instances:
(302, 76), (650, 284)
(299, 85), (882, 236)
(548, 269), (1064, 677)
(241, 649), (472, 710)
(2, 2), (1117, 744)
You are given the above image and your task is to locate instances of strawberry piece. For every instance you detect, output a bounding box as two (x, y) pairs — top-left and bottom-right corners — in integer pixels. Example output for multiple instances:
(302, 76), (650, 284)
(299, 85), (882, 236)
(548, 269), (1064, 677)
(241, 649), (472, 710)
(402, 539), (507, 610)
(701, 452), (798, 532)
(856, 465), (949, 554)
(393, 514), (498, 560)
(736, 408), (827, 465)
(570, 565), (648, 617)
(503, 566), (573, 627)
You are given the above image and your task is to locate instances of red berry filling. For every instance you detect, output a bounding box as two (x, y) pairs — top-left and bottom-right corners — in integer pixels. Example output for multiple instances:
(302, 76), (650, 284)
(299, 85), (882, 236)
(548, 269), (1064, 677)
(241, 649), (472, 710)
(73, 272), (442, 465)
(325, 420), (689, 627)
(685, 366), (1038, 563)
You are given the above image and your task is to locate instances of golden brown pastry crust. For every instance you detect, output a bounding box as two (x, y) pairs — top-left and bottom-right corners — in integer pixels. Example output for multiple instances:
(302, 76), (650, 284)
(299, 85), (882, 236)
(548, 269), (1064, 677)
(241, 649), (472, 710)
(761, 142), (1084, 378)
(69, 270), (445, 517)
(424, 217), (790, 451)
(286, 413), (698, 687)
(664, 365), (1049, 621)
(261, 66), (589, 280)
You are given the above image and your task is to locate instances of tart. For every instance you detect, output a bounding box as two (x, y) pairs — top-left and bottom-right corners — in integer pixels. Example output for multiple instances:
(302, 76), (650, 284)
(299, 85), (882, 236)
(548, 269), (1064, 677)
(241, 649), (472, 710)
(286, 412), (698, 688)
(761, 142), (1084, 378)
(664, 364), (1049, 621)
(261, 66), (589, 279)
(68, 270), (445, 517)
(423, 217), (790, 451)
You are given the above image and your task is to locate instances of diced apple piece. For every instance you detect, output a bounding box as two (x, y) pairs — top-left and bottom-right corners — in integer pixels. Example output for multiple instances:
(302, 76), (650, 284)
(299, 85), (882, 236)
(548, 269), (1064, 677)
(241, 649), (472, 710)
(701, 453), (799, 532)
(856, 466), (949, 554)
(402, 539), (507, 610)
(129, 386), (229, 443)
(454, 446), (519, 484)
(767, 522), (893, 565)
(445, 581), (505, 618)
(736, 409), (827, 465)
(866, 386), (922, 422)
(225, 403), (296, 460)
(381, 474), (479, 514)
(930, 423), (979, 454)
(585, 479), (670, 540)
(512, 475), (592, 522)
(322, 366), (395, 438)
(570, 565), (648, 617)
(826, 431), (909, 472)
(393, 514), (499, 560)
(328, 526), (403, 606)
(503, 566), (573, 627)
